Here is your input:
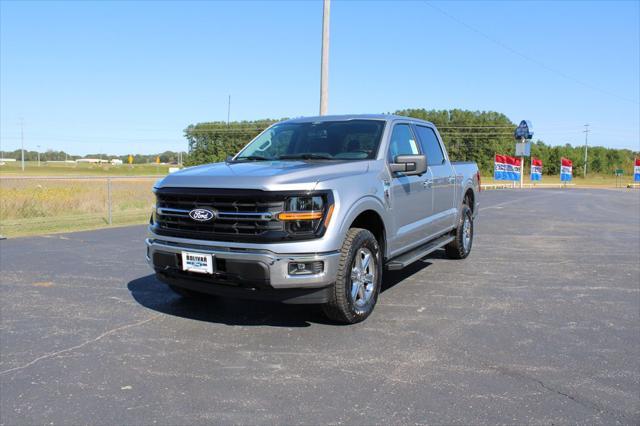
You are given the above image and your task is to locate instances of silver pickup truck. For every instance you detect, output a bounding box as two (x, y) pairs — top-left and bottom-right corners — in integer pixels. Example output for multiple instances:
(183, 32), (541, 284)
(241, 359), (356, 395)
(147, 115), (479, 323)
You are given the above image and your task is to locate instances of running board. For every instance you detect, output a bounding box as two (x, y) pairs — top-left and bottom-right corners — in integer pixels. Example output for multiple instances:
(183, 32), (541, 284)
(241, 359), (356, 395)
(385, 235), (454, 271)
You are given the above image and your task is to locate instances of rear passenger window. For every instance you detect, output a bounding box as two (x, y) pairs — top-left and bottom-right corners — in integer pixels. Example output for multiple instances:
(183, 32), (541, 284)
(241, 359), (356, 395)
(415, 126), (445, 166)
(388, 124), (419, 161)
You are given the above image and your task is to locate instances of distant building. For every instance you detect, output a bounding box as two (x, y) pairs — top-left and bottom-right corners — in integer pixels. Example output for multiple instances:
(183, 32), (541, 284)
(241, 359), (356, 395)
(76, 158), (109, 164)
(111, 159), (123, 165)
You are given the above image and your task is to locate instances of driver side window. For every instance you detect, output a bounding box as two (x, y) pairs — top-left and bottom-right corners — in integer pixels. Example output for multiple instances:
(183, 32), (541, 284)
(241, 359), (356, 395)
(388, 123), (420, 162)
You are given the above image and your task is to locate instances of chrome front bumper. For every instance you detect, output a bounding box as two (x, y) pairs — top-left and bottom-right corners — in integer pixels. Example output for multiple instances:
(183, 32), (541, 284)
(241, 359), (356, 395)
(145, 238), (340, 289)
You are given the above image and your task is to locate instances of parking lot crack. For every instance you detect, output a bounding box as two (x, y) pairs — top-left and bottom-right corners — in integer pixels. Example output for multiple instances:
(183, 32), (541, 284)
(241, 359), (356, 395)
(491, 365), (630, 423)
(0, 314), (161, 376)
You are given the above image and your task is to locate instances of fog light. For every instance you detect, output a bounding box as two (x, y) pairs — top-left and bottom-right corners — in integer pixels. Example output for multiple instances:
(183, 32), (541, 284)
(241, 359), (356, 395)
(288, 261), (324, 275)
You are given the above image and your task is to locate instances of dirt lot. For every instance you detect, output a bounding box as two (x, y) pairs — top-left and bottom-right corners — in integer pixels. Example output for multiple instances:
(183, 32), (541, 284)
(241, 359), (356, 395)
(0, 188), (638, 424)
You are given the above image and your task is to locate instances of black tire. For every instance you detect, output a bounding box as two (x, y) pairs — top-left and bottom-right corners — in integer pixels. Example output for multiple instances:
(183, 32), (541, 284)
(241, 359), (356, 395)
(168, 284), (207, 299)
(322, 228), (383, 324)
(445, 205), (473, 259)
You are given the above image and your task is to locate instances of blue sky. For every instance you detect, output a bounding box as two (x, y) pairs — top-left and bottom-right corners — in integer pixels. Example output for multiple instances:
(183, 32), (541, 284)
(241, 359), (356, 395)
(1, 0), (638, 155)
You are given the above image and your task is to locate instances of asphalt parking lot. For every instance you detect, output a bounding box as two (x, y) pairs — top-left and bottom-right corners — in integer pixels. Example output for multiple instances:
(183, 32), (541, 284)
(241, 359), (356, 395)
(1, 188), (639, 425)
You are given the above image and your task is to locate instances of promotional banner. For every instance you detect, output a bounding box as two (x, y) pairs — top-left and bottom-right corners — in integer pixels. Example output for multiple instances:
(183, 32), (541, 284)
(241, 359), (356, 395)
(531, 158), (542, 181)
(494, 155), (521, 181)
(560, 157), (573, 182)
(635, 158), (640, 182)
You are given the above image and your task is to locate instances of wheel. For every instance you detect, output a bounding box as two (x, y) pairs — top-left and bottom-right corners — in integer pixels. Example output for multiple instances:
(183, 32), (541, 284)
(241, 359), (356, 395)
(445, 205), (473, 259)
(168, 284), (205, 299)
(322, 228), (383, 324)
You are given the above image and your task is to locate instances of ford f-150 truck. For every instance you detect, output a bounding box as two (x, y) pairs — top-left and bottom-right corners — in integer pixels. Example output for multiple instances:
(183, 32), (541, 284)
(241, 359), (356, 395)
(147, 115), (479, 323)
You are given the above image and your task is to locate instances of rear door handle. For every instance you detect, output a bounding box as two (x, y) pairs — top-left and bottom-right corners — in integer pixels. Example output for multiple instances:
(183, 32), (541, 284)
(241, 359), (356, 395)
(449, 177), (456, 184)
(423, 179), (433, 188)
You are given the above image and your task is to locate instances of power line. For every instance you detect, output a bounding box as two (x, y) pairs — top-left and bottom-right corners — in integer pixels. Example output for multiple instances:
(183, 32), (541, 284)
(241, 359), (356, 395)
(424, 1), (639, 105)
(437, 126), (514, 129)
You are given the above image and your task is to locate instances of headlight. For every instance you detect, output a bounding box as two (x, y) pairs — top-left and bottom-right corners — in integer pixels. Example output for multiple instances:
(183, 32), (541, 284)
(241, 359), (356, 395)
(287, 196), (324, 212)
(277, 195), (333, 234)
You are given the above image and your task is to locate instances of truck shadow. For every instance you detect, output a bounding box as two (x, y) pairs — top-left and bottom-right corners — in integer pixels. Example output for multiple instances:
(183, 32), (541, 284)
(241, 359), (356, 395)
(381, 255), (437, 293)
(127, 275), (329, 327)
(127, 252), (438, 327)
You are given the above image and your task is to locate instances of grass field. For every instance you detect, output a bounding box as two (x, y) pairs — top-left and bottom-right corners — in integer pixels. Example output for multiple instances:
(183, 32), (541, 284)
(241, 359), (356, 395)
(0, 161), (172, 176)
(0, 177), (156, 237)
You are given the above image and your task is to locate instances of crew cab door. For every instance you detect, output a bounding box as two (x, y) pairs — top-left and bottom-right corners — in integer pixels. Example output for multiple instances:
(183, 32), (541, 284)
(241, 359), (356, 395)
(385, 123), (434, 255)
(413, 124), (457, 234)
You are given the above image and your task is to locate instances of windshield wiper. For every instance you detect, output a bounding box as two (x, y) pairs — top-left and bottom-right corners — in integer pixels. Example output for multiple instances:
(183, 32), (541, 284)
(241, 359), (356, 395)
(277, 153), (334, 160)
(233, 155), (273, 162)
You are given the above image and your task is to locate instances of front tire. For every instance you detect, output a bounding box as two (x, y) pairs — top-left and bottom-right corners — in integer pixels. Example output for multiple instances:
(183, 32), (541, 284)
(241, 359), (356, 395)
(445, 205), (474, 259)
(322, 228), (382, 324)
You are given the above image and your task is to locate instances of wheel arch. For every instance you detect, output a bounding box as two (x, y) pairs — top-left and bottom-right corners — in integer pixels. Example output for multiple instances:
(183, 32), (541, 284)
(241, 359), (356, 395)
(464, 187), (475, 213)
(339, 197), (388, 259)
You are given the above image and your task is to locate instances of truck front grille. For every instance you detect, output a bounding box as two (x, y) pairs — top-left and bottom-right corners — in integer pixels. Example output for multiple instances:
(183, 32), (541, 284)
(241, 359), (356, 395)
(153, 188), (287, 242)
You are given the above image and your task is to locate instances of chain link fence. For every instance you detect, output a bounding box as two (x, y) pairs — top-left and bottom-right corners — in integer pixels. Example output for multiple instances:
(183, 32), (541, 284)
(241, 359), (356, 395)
(0, 176), (158, 238)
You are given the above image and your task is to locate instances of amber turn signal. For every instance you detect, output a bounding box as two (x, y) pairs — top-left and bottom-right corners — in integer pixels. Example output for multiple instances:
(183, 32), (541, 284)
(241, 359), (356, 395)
(324, 204), (335, 227)
(277, 211), (324, 221)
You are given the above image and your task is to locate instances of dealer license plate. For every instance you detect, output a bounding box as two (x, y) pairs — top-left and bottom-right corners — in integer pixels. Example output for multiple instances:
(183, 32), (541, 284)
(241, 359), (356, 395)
(181, 251), (214, 274)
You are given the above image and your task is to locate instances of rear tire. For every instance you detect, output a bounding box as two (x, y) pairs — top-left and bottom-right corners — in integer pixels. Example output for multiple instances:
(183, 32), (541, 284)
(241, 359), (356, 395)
(322, 228), (382, 324)
(445, 205), (473, 259)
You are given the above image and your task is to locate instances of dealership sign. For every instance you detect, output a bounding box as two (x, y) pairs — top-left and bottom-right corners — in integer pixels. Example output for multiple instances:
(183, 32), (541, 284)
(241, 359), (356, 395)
(514, 120), (534, 140)
(635, 158), (640, 182)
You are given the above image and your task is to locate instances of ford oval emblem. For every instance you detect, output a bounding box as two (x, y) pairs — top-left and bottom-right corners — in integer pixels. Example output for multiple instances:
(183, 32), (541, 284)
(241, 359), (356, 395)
(189, 208), (216, 222)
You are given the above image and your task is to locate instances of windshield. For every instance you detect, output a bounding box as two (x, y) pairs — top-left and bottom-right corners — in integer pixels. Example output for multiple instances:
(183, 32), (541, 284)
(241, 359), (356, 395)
(234, 120), (385, 161)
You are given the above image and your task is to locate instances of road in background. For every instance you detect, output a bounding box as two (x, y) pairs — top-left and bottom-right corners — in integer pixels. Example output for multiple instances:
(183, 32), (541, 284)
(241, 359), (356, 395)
(1, 189), (639, 424)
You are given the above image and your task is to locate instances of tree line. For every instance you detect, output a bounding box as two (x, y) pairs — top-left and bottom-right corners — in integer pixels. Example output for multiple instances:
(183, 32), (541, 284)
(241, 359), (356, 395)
(0, 149), (187, 164)
(184, 109), (639, 176)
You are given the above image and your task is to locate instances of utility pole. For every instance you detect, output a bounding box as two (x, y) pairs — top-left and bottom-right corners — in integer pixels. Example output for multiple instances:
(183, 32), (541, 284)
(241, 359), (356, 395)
(20, 118), (25, 171)
(583, 124), (590, 178)
(227, 95), (231, 126)
(319, 0), (330, 115)
(37, 145), (41, 167)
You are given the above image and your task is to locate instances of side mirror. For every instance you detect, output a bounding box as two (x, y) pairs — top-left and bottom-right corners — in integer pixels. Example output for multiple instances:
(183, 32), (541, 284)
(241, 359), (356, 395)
(225, 155), (234, 163)
(390, 154), (427, 176)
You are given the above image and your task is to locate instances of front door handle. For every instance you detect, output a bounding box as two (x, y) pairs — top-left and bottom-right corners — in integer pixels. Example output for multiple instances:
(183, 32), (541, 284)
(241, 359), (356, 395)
(423, 179), (433, 189)
(448, 176), (456, 184)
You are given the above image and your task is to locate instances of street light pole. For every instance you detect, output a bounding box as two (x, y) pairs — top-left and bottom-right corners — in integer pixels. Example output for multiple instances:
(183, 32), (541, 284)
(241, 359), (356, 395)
(583, 124), (590, 178)
(20, 118), (24, 171)
(520, 138), (524, 189)
(319, 0), (330, 115)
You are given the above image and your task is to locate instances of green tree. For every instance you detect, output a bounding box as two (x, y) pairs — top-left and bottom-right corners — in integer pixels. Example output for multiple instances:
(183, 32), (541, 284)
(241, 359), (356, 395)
(180, 110), (639, 176)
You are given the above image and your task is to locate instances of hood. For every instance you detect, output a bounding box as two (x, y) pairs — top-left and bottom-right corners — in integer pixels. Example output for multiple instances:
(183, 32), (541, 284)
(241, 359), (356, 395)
(156, 160), (370, 191)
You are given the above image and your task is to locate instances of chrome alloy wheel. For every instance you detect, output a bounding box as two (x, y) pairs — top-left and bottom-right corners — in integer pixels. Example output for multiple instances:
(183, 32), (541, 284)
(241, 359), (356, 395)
(350, 247), (376, 308)
(462, 213), (472, 253)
